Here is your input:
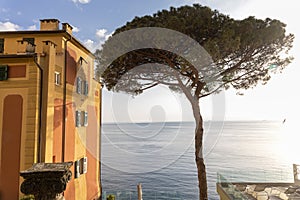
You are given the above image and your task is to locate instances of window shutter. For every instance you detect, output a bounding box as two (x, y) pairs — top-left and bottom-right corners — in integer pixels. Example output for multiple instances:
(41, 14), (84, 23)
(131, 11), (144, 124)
(74, 160), (80, 178)
(76, 77), (82, 94)
(0, 38), (4, 53)
(0, 65), (8, 81)
(84, 111), (88, 126)
(84, 81), (88, 96)
(76, 110), (81, 127)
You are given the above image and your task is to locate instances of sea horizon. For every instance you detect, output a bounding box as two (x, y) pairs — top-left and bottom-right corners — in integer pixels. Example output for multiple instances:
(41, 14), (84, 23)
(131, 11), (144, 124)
(102, 119), (284, 124)
(101, 120), (298, 199)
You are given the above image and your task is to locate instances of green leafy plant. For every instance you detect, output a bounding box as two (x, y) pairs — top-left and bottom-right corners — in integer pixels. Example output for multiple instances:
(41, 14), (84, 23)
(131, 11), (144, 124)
(106, 194), (115, 200)
(20, 195), (35, 200)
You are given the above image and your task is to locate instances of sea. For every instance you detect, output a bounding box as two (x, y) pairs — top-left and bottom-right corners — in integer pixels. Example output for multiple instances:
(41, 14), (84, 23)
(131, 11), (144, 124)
(100, 121), (300, 200)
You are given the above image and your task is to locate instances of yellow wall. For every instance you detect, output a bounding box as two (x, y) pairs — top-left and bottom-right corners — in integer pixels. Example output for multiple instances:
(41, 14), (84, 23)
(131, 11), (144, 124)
(0, 58), (41, 199)
(0, 27), (101, 199)
(0, 58), (40, 169)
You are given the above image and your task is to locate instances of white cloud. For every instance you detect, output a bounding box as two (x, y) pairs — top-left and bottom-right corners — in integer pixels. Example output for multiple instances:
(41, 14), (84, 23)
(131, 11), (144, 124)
(78, 0), (91, 3)
(73, 26), (80, 33)
(96, 28), (112, 41)
(83, 28), (112, 52)
(27, 24), (37, 30)
(83, 39), (96, 51)
(0, 21), (21, 31)
(83, 38), (103, 53)
(72, 0), (91, 4)
(17, 11), (22, 15)
(96, 29), (107, 38)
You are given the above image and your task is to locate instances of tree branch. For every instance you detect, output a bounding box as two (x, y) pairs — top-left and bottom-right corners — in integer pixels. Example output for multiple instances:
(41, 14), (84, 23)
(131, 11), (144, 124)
(138, 82), (159, 92)
(200, 68), (258, 98)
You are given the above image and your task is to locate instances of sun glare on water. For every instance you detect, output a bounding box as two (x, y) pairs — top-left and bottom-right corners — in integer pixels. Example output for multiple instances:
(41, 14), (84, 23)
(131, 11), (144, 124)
(277, 120), (300, 165)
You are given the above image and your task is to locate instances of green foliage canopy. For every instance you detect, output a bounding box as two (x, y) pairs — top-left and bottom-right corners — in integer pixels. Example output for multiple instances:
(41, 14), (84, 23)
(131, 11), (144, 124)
(96, 4), (294, 98)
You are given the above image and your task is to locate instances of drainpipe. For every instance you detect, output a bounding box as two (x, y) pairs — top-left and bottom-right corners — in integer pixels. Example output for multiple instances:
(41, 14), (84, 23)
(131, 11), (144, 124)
(33, 54), (43, 163)
(99, 82), (103, 198)
(62, 36), (71, 162)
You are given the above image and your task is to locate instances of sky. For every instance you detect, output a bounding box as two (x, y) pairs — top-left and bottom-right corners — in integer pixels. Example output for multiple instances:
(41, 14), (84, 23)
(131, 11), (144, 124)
(0, 0), (299, 123)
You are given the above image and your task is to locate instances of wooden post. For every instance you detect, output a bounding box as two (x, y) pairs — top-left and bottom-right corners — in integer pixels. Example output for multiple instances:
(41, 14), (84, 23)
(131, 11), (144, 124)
(137, 183), (143, 200)
(294, 164), (300, 185)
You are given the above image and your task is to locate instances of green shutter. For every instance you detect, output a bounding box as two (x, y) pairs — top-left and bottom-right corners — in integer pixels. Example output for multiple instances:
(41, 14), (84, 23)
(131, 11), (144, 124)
(0, 65), (8, 81)
(0, 38), (4, 53)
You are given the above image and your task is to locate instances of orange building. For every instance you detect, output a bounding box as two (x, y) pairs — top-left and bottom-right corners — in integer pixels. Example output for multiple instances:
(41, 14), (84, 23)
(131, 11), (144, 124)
(0, 19), (102, 200)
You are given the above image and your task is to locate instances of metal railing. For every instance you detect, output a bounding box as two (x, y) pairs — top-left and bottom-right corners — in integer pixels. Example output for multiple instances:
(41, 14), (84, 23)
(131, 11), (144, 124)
(217, 169), (294, 183)
(217, 173), (252, 200)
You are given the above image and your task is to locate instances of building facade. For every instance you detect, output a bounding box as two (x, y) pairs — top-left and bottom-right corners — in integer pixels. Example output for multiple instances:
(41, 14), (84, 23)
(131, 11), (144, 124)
(0, 19), (102, 200)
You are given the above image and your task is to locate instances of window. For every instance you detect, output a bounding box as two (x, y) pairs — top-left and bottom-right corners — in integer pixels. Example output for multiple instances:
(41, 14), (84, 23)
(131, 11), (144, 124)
(54, 72), (61, 85)
(0, 38), (4, 53)
(80, 157), (88, 174)
(75, 110), (88, 127)
(23, 38), (35, 53)
(76, 78), (88, 96)
(23, 38), (35, 45)
(75, 157), (88, 178)
(76, 77), (82, 94)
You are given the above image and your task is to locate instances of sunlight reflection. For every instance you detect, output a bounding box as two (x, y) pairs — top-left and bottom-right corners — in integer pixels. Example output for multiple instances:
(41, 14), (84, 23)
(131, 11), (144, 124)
(278, 119), (300, 165)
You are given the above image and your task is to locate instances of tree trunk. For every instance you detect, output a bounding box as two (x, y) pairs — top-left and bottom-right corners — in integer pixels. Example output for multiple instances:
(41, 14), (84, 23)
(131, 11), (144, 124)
(192, 101), (208, 200)
(172, 71), (208, 200)
(195, 123), (208, 200)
